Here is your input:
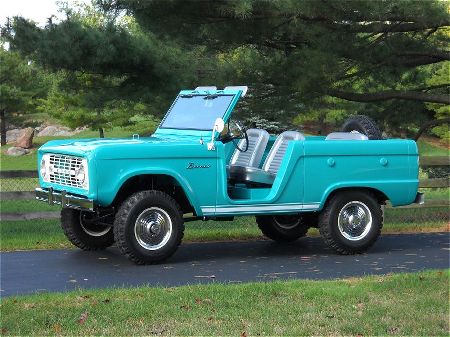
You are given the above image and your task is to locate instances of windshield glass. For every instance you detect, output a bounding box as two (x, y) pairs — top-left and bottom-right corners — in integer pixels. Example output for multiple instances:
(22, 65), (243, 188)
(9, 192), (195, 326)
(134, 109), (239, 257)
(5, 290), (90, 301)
(160, 94), (235, 130)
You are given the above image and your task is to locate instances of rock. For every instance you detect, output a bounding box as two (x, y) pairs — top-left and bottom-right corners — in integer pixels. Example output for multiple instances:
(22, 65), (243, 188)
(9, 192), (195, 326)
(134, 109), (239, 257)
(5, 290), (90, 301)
(14, 127), (34, 149)
(6, 129), (22, 144)
(6, 146), (30, 156)
(37, 125), (75, 137)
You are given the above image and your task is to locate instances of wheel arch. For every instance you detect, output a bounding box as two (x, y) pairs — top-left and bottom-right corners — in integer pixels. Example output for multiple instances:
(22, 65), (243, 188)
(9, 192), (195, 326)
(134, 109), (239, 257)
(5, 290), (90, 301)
(110, 173), (199, 215)
(320, 186), (388, 209)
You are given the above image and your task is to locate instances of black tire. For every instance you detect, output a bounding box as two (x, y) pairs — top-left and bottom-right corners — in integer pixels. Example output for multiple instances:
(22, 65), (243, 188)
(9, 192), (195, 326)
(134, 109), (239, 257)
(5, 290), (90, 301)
(318, 190), (383, 254)
(61, 208), (114, 250)
(301, 212), (319, 228)
(341, 115), (382, 140)
(256, 214), (309, 242)
(114, 190), (184, 265)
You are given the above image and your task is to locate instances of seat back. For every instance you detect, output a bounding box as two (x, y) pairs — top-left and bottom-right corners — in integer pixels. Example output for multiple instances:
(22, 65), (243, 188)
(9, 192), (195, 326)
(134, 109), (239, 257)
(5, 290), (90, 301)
(262, 131), (304, 174)
(325, 132), (368, 140)
(229, 128), (270, 168)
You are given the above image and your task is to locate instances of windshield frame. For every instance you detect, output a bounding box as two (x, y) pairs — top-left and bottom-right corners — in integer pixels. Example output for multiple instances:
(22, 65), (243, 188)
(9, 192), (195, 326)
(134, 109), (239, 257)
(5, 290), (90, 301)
(157, 90), (242, 132)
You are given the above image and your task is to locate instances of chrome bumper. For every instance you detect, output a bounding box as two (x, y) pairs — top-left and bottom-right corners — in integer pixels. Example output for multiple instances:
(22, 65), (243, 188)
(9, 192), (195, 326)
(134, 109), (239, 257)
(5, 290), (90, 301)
(414, 192), (425, 205)
(35, 188), (94, 211)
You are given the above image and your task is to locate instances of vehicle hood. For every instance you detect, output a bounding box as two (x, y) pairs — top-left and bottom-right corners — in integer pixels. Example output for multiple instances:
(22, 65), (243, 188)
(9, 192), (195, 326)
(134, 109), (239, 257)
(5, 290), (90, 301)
(39, 135), (205, 159)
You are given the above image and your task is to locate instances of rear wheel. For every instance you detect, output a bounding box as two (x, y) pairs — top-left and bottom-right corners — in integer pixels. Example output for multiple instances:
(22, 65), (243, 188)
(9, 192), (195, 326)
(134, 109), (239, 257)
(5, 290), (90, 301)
(114, 190), (184, 264)
(318, 190), (383, 254)
(256, 214), (309, 242)
(61, 209), (114, 250)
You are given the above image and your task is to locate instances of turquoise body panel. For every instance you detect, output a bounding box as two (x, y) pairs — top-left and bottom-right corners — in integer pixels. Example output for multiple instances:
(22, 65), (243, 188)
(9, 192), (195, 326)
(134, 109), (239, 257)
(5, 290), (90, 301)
(37, 88), (420, 217)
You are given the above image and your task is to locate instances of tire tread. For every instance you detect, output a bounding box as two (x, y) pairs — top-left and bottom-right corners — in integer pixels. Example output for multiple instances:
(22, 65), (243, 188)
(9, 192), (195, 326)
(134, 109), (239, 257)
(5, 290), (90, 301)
(342, 115), (382, 140)
(61, 208), (114, 251)
(256, 216), (309, 242)
(318, 191), (383, 254)
(113, 190), (184, 264)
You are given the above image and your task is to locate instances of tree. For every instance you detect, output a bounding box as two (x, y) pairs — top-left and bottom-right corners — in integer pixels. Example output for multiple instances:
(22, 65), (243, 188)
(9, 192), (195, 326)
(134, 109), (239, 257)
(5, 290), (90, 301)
(0, 46), (49, 145)
(103, 0), (449, 132)
(3, 2), (199, 136)
(40, 70), (150, 137)
(7, 0), (450, 136)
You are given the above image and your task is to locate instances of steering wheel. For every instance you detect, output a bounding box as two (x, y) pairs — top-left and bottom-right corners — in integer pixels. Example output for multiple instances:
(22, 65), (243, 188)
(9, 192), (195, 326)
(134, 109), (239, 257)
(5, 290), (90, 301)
(221, 120), (249, 152)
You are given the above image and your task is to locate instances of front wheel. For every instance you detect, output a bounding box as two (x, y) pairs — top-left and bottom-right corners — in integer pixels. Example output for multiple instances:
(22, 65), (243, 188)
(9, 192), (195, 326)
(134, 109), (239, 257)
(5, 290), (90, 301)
(256, 214), (309, 242)
(114, 190), (184, 264)
(318, 191), (383, 254)
(61, 209), (114, 250)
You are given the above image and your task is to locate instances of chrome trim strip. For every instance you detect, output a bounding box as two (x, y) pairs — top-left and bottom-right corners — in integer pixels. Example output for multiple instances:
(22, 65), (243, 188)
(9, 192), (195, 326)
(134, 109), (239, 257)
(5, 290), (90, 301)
(35, 188), (94, 211)
(201, 203), (320, 214)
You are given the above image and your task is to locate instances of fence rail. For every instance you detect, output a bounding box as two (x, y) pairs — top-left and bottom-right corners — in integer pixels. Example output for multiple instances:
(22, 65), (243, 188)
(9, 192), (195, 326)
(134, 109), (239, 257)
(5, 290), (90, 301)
(420, 156), (450, 166)
(1, 156), (448, 221)
(0, 170), (37, 178)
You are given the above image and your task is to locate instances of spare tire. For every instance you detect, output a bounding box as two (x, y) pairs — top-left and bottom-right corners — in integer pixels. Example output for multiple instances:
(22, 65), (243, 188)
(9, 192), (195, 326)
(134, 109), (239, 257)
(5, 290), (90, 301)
(341, 115), (382, 140)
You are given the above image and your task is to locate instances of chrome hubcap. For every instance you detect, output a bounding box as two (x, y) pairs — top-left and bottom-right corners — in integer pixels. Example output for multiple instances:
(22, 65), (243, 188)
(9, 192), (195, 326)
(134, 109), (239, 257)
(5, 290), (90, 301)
(338, 201), (372, 241)
(134, 207), (172, 250)
(273, 215), (301, 230)
(79, 213), (111, 237)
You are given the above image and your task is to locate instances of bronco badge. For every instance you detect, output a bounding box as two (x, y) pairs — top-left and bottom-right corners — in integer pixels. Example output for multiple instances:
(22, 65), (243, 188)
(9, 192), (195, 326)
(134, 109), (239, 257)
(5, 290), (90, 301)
(186, 162), (211, 169)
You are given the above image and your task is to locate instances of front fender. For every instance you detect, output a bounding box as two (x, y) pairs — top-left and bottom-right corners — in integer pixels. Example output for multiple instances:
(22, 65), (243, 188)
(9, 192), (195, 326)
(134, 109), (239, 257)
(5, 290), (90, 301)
(96, 167), (201, 215)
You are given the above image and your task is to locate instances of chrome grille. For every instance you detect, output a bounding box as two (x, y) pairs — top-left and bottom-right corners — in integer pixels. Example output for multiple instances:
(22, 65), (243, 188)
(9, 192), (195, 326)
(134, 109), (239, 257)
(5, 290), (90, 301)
(49, 154), (84, 188)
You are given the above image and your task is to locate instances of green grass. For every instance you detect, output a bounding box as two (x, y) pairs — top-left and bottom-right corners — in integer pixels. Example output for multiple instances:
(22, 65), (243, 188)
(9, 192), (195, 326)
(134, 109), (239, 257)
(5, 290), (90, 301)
(1, 206), (448, 251)
(417, 139), (449, 156)
(420, 187), (449, 200)
(0, 219), (69, 250)
(1, 200), (56, 212)
(1, 270), (448, 336)
(0, 148), (39, 171)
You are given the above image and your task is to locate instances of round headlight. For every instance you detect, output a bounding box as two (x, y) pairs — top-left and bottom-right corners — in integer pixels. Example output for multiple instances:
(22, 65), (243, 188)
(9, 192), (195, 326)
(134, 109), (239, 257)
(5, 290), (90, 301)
(40, 158), (47, 179)
(75, 165), (86, 184)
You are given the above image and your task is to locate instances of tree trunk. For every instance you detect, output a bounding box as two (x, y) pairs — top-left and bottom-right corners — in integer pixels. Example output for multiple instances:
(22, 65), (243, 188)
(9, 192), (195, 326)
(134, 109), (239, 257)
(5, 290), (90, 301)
(96, 110), (104, 138)
(414, 117), (450, 141)
(0, 109), (6, 146)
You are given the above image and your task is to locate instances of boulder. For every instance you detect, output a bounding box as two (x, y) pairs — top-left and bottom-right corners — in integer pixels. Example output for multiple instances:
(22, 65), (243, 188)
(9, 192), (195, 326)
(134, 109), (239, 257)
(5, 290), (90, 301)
(37, 125), (75, 137)
(14, 127), (34, 149)
(6, 129), (22, 144)
(6, 146), (30, 156)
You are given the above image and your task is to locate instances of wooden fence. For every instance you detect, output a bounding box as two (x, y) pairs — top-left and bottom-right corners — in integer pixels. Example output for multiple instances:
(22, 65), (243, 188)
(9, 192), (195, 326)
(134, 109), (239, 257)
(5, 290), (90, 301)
(1, 156), (448, 221)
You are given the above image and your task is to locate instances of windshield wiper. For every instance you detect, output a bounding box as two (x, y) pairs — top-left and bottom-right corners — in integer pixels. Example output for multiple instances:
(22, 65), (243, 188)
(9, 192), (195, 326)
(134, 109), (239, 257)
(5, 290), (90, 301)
(180, 94), (194, 98)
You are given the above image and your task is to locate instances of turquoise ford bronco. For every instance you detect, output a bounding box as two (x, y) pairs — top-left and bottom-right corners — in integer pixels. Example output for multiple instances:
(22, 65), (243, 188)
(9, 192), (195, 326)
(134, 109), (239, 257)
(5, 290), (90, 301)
(36, 86), (423, 264)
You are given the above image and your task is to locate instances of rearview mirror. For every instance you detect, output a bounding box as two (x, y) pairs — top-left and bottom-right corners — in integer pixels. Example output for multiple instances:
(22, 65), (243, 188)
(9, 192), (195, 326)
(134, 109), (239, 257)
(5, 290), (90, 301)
(208, 118), (225, 150)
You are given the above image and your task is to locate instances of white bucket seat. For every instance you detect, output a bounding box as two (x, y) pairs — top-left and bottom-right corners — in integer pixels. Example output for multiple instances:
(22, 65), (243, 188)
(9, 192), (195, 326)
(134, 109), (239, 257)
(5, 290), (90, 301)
(229, 128), (270, 169)
(229, 130), (304, 185)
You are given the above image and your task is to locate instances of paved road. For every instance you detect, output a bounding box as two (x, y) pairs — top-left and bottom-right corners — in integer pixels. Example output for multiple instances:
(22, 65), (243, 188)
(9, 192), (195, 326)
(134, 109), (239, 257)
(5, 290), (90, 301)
(1, 232), (449, 297)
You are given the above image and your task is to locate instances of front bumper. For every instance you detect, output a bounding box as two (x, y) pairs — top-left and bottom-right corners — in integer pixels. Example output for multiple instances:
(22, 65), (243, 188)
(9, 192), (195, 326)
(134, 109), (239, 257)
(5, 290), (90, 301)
(414, 192), (425, 205)
(35, 188), (94, 211)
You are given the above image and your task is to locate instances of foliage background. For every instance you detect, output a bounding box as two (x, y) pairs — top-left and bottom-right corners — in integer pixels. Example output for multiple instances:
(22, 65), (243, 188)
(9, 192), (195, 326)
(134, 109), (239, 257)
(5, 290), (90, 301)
(0, 0), (448, 140)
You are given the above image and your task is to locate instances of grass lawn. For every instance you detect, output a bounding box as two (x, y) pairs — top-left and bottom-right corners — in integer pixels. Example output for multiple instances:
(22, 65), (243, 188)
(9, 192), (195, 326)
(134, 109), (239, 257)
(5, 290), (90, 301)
(1, 206), (448, 251)
(417, 139), (449, 156)
(1, 270), (448, 336)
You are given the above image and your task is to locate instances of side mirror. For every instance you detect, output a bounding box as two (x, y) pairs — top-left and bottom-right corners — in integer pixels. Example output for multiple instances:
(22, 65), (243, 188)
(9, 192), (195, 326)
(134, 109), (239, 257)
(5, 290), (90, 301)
(214, 118), (225, 133)
(208, 118), (225, 150)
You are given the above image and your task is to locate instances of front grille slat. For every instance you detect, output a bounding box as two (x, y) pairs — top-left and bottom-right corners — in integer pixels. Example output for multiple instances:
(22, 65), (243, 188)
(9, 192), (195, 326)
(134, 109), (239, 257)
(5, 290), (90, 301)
(48, 154), (85, 188)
